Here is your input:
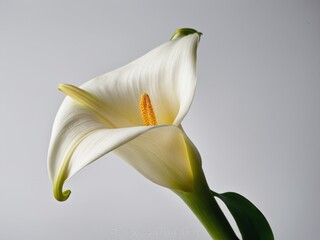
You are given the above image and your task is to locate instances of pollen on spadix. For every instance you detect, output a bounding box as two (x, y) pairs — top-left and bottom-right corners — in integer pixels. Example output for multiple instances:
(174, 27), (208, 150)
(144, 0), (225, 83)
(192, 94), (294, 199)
(140, 93), (157, 126)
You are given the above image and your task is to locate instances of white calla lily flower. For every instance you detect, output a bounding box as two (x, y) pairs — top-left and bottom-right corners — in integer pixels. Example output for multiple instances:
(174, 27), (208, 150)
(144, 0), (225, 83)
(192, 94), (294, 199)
(48, 28), (202, 201)
(47, 28), (271, 240)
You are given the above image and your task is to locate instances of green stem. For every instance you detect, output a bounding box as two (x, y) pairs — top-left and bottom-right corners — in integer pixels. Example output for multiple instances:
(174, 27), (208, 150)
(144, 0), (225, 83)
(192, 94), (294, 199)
(176, 128), (239, 239)
(173, 169), (239, 240)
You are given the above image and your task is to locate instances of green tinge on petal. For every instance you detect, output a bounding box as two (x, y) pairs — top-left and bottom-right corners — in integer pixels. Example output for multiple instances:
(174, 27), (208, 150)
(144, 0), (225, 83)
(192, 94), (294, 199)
(54, 183), (71, 202)
(170, 28), (202, 41)
(53, 130), (94, 201)
(53, 156), (71, 201)
(52, 141), (75, 201)
(59, 84), (115, 127)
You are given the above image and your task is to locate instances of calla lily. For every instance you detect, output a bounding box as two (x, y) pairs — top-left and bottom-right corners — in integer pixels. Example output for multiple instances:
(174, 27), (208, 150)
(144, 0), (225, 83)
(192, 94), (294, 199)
(48, 28), (202, 202)
(48, 28), (274, 240)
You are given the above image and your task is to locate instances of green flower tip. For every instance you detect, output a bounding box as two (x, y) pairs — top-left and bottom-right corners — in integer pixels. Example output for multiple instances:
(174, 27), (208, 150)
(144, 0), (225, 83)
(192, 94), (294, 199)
(170, 28), (202, 40)
(54, 189), (71, 202)
(53, 178), (71, 202)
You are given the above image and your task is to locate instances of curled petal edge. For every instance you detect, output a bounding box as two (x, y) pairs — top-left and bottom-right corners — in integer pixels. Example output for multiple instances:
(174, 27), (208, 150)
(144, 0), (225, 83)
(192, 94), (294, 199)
(53, 131), (94, 201)
(52, 125), (193, 202)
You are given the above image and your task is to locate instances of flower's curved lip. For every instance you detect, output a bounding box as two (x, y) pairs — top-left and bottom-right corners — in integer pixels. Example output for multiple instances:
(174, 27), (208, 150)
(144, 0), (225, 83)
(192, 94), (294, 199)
(53, 124), (186, 201)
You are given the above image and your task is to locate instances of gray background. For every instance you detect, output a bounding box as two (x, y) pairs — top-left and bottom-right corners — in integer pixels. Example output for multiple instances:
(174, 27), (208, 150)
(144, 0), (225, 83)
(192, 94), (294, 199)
(1, 0), (319, 239)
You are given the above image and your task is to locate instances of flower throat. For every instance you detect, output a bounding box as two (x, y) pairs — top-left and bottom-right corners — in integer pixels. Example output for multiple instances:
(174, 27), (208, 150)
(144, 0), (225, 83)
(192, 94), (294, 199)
(140, 93), (157, 126)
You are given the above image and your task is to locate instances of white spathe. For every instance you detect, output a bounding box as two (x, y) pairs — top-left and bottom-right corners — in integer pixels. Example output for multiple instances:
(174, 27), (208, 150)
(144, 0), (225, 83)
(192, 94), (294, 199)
(48, 31), (201, 201)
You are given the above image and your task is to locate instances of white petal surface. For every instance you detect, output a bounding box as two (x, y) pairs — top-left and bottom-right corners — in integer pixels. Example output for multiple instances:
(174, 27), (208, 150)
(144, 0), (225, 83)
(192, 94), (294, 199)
(81, 33), (200, 126)
(48, 97), (106, 183)
(65, 126), (161, 179)
(115, 126), (193, 191)
(48, 96), (155, 200)
(49, 121), (193, 200)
